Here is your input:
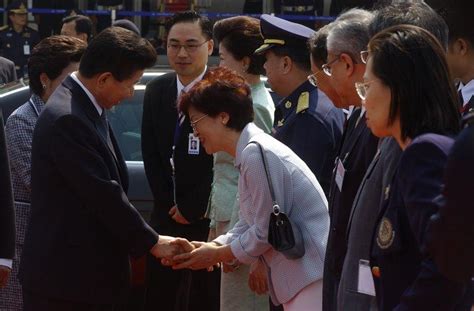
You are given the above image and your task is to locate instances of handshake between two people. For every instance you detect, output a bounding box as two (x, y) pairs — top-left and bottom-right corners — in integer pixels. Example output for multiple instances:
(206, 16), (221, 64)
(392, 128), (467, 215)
(150, 236), (232, 271)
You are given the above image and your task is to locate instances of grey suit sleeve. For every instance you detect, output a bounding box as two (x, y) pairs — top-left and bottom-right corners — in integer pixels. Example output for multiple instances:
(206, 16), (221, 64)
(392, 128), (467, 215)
(8, 60), (16, 82)
(0, 111), (15, 260)
(5, 112), (34, 193)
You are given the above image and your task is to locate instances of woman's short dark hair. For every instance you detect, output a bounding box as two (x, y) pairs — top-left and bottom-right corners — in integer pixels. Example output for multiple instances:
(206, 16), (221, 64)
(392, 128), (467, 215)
(28, 35), (86, 96)
(79, 27), (157, 81)
(213, 16), (265, 75)
(179, 67), (254, 131)
(165, 11), (213, 40)
(368, 24), (460, 141)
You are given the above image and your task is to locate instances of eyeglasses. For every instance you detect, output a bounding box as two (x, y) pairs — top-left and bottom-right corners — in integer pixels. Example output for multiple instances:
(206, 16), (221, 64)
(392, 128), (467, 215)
(167, 40), (209, 54)
(355, 80), (375, 100)
(360, 50), (369, 64)
(190, 114), (208, 132)
(307, 73), (318, 87)
(307, 70), (323, 87)
(322, 55), (341, 76)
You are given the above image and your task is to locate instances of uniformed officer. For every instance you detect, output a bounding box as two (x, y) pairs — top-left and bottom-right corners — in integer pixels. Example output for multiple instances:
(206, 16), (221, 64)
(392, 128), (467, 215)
(255, 14), (344, 196)
(0, 1), (40, 78)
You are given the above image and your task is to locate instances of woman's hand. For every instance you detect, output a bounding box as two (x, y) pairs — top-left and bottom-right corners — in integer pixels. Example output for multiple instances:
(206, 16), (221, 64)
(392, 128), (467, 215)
(171, 241), (235, 271)
(171, 241), (220, 270)
(248, 259), (268, 295)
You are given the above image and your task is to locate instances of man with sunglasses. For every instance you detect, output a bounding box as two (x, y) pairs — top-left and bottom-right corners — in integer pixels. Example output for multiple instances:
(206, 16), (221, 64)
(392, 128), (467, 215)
(321, 9), (380, 311)
(141, 11), (218, 311)
(255, 14), (344, 197)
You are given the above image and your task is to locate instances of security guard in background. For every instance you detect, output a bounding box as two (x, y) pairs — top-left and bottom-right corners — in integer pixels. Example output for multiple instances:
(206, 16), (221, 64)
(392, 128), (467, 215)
(255, 14), (344, 197)
(0, 1), (40, 79)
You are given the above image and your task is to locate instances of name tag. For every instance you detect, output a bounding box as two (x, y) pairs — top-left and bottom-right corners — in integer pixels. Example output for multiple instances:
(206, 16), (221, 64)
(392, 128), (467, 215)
(335, 158), (345, 191)
(188, 133), (200, 155)
(357, 259), (376, 296)
(23, 44), (30, 55)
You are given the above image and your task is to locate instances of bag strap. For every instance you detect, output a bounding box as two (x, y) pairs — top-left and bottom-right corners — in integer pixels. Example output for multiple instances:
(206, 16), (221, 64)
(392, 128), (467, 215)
(248, 141), (281, 215)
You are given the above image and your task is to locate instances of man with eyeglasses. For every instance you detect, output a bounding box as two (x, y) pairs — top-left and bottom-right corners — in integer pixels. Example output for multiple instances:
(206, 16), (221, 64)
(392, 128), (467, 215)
(321, 9), (380, 311)
(141, 11), (219, 311)
(256, 14), (344, 198)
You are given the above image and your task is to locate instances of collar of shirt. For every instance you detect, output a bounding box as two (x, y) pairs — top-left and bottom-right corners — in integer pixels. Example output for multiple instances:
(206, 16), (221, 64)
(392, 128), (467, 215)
(29, 93), (45, 115)
(277, 79), (315, 109)
(234, 122), (265, 168)
(176, 66), (207, 96)
(458, 79), (474, 106)
(70, 71), (103, 116)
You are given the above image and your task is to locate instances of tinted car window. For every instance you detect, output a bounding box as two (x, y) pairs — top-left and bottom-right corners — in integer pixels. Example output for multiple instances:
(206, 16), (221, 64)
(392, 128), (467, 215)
(107, 85), (145, 161)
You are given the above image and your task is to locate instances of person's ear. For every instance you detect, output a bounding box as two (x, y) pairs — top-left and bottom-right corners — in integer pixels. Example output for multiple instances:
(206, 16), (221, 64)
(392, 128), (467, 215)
(207, 39), (214, 56)
(220, 112), (230, 126)
(281, 56), (292, 75)
(39, 72), (50, 89)
(340, 53), (356, 77)
(78, 32), (88, 43)
(242, 56), (251, 73)
(454, 38), (470, 56)
(96, 72), (112, 90)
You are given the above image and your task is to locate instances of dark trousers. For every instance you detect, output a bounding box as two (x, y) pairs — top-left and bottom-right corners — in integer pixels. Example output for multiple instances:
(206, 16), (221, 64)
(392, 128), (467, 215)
(143, 254), (220, 311)
(23, 289), (120, 311)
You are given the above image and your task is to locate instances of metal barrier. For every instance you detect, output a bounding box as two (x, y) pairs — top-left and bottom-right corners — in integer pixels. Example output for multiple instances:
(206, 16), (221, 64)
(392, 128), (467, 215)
(0, 7), (335, 22)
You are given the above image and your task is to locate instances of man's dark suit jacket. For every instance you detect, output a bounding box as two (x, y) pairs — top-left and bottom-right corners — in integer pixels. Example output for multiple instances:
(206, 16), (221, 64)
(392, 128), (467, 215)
(0, 111), (15, 262)
(19, 76), (158, 304)
(141, 72), (213, 239)
(428, 113), (474, 283)
(323, 107), (379, 311)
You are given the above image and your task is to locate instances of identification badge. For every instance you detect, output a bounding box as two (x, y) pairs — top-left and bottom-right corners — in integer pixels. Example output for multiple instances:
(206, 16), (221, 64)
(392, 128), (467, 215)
(335, 159), (345, 191)
(23, 44), (30, 55)
(188, 133), (200, 155)
(357, 259), (376, 296)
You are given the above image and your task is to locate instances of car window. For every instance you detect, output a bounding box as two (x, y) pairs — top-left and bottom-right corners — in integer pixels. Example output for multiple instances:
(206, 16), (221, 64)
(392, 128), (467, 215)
(107, 85), (145, 161)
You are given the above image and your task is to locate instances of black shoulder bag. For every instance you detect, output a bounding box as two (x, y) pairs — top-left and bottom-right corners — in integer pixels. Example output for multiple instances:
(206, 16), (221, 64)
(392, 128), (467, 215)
(249, 141), (305, 260)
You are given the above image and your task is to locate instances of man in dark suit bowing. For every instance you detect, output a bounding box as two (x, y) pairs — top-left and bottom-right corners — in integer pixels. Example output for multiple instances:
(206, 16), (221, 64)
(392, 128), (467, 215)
(19, 27), (182, 310)
(141, 11), (218, 311)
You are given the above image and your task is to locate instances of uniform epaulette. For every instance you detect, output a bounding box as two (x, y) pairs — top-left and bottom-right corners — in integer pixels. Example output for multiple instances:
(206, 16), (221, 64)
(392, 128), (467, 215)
(462, 111), (474, 128)
(296, 91), (309, 114)
(0, 25), (9, 31)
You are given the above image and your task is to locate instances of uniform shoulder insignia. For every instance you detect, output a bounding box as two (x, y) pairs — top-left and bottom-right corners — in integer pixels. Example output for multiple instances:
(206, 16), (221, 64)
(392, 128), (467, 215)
(462, 111), (474, 128)
(296, 91), (309, 114)
(0, 25), (8, 32)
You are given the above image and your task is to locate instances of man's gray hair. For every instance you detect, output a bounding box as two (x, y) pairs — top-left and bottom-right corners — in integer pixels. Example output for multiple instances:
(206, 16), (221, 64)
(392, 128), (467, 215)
(327, 9), (375, 62)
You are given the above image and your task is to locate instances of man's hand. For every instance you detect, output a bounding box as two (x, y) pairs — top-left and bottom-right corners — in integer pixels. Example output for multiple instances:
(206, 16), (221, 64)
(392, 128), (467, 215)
(0, 265), (11, 288)
(171, 241), (222, 270)
(248, 259), (268, 295)
(169, 205), (190, 224)
(150, 235), (194, 260)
